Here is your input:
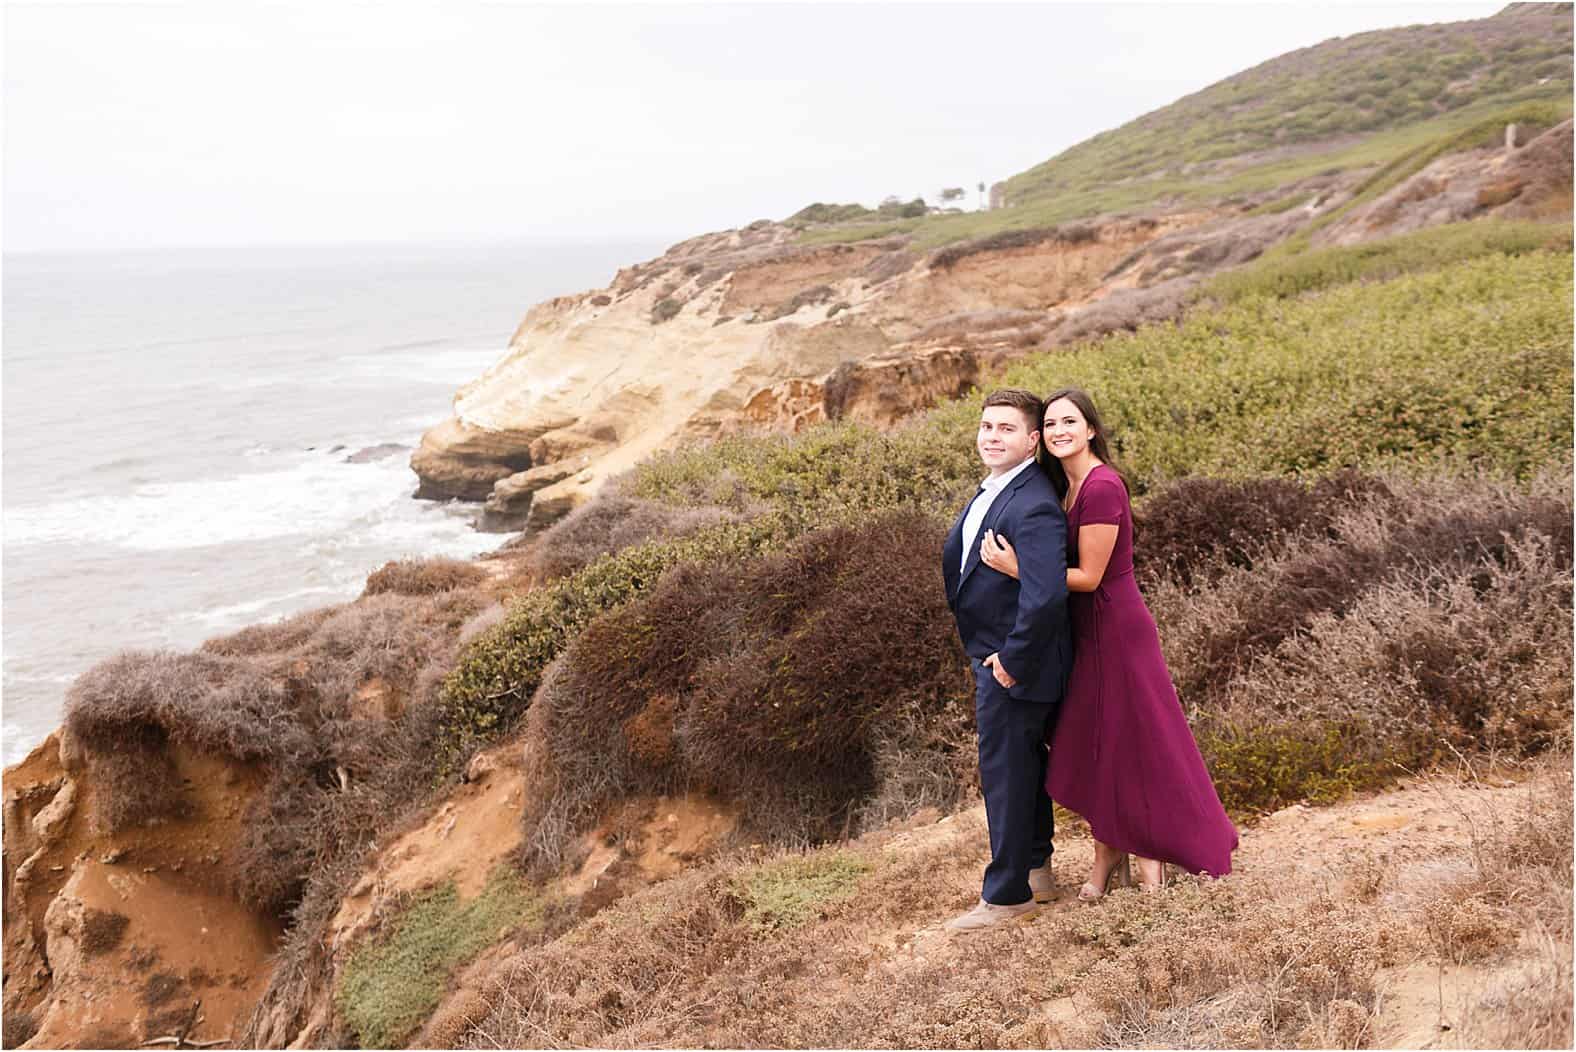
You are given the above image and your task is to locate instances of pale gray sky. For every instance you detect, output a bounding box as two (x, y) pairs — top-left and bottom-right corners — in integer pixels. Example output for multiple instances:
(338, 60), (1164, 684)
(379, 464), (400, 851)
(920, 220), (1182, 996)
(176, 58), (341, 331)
(4, 1), (1503, 252)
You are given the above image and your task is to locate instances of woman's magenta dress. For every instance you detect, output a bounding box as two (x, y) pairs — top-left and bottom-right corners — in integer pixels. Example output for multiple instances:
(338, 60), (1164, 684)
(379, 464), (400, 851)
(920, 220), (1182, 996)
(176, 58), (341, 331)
(1046, 464), (1238, 876)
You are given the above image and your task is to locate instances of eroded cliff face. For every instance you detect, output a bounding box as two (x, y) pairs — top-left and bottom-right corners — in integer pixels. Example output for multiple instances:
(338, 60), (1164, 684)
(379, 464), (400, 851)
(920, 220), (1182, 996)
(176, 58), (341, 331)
(410, 209), (1284, 533)
(3, 732), (281, 1049)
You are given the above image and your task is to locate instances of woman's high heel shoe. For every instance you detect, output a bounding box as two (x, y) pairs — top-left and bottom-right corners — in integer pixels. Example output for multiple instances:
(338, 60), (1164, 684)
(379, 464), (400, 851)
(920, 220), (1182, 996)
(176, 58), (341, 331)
(1135, 856), (1168, 893)
(1077, 851), (1131, 902)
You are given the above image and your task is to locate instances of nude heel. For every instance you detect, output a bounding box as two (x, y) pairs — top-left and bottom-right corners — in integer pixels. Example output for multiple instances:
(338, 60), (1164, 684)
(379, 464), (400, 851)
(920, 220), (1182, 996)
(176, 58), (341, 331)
(1078, 850), (1131, 902)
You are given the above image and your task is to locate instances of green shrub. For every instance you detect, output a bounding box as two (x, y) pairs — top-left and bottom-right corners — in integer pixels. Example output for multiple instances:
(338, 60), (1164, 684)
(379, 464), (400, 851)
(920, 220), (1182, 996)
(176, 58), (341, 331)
(1199, 220), (1572, 304)
(626, 416), (982, 524)
(335, 869), (547, 1048)
(734, 852), (873, 931)
(651, 297), (682, 324)
(1003, 252), (1573, 489)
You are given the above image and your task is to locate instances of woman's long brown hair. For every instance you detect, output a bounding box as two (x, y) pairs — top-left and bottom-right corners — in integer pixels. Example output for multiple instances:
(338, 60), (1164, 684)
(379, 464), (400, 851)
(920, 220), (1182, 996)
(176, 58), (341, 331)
(1037, 386), (1127, 501)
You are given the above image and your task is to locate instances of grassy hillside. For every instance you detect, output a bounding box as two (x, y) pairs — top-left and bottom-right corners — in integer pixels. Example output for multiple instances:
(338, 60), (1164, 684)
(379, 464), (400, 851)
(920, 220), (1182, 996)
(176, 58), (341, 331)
(798, 5), (1573, 247)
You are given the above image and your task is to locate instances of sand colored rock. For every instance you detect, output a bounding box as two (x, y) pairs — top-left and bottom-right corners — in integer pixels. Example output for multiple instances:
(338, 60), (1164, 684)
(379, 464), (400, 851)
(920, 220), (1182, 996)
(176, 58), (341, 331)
(2, 731), (281, 1050)
(410, 213), (1245, 530)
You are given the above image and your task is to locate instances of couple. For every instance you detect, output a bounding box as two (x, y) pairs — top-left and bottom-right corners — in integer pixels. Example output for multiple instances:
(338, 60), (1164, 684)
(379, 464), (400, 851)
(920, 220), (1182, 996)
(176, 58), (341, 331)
(941, 386), (1238, 932)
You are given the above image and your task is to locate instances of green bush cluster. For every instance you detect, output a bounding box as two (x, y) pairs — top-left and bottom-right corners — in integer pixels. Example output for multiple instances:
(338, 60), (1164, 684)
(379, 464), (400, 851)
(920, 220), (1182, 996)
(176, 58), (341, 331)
(335, 869), (547, 1048)
(1002, 251), (1572, 489)
(625, 417), (982, 524)
(733, 852), (873, 932)
(1199, 219), (1572, 304)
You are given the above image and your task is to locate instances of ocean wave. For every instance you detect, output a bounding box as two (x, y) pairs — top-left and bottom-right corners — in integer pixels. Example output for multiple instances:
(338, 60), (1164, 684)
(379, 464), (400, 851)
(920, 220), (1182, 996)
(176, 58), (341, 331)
(2, 452), (489, 553)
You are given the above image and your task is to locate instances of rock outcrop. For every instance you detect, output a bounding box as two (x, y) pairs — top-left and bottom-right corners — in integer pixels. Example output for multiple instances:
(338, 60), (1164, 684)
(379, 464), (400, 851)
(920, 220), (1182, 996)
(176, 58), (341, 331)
(410, 211), (1298, 532)
(2, 732), (281, 1050)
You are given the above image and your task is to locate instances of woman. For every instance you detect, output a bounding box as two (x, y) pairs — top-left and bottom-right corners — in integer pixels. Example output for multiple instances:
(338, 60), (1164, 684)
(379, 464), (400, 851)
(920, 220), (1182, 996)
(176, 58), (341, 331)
(980, 387), (1237, 898)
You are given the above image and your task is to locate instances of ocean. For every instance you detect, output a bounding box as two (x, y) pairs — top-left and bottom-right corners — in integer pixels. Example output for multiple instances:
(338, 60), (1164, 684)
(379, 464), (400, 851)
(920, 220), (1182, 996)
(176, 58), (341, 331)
(2, 237), (669, 765)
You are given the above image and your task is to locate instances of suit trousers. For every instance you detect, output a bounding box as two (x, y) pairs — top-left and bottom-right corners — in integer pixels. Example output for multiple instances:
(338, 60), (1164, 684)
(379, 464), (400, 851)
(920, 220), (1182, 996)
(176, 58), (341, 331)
(973, 658), (1057, 905)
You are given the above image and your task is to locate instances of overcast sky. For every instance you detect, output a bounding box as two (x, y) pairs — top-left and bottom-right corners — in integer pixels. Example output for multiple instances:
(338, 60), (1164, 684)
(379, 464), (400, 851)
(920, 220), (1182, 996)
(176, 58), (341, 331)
(4, 1), (1504, 253)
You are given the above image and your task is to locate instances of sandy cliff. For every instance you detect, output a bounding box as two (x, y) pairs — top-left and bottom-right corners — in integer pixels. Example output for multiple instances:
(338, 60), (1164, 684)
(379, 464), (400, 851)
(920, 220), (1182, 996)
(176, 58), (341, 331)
(409, 206), (1309, 533)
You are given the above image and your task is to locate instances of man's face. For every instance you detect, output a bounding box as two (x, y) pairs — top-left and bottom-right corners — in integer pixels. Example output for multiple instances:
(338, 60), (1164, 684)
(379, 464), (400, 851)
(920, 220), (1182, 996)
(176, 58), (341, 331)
(977, 405), (1039, 474)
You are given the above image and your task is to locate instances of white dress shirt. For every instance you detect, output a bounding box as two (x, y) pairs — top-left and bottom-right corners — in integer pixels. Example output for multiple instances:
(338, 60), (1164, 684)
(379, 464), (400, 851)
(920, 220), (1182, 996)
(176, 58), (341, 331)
(960, 456), (1037, 574)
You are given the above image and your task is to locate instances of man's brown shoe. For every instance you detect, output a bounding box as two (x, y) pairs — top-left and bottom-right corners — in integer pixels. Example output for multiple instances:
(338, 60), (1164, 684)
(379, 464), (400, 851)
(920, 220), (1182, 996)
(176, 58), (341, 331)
(1028, 865), (1054, 903)
(944, 897), (1039, 933)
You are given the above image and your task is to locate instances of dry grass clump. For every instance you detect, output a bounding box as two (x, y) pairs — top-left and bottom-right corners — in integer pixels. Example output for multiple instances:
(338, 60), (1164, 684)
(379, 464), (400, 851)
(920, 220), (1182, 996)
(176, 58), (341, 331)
(1047, 275), (1194, 346)
(912, 308), (1052, 345)
(515, 509), (972, 872)
(362, 556), (488, 597)
(510, 494), (738, 584)
(199, 605), (336, 657)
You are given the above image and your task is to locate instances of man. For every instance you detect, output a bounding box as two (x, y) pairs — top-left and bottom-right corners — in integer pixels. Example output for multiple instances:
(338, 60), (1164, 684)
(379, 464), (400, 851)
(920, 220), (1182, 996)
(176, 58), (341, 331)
(941, 388), (1072, 932)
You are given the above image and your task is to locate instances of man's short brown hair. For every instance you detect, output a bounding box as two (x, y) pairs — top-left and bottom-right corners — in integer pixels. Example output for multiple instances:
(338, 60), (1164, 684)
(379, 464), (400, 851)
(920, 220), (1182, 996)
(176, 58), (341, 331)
(981, 388), (1043, 434)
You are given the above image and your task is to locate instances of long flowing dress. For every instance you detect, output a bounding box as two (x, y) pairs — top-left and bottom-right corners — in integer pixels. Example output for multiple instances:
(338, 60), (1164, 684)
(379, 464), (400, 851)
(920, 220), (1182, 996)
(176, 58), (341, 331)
(1046, 463), (1238, 876)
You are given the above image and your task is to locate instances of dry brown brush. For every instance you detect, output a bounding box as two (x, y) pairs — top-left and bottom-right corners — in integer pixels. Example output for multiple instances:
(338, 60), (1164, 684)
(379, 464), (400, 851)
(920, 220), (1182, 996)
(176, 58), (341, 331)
(515, 509), (974, 872)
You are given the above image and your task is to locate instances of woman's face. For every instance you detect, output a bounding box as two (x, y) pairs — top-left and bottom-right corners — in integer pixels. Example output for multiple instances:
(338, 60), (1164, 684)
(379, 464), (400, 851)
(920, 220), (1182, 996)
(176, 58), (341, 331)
(1043, 397), (1095, 461)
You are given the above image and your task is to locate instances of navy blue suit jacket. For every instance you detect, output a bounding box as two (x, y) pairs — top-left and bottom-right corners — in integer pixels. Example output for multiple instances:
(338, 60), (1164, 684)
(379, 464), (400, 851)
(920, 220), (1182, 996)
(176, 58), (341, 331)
(942, 462), (1073, 704)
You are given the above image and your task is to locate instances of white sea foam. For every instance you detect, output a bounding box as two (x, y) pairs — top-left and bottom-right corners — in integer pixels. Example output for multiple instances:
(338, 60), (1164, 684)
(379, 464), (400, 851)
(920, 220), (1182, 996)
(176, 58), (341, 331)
(3, 452), (482, 553)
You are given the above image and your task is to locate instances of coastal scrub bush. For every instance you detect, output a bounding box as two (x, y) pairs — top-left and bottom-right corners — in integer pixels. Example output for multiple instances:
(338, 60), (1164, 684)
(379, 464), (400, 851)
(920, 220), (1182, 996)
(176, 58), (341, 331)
(1158, 469), (1572, 705)
(363, 557), (488, 597)
(1150, 470), (1574, 812)
(515, 509), (972, 870)
(433, 514), (795, 777)
(1004, 251), (1574, 489)
(650, 297), (682, 323)
(929, 223), (1098, 270)
(199, 605), (336, 657)
(1198, 219), (1572, 303)
(64, 651), (309, 829)
(625, 415), (981, 524)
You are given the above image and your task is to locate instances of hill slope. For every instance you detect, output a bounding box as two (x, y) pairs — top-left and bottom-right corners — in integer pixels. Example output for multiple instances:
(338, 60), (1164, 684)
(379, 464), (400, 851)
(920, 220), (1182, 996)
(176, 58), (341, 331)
(800, 3), (1572, 246)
